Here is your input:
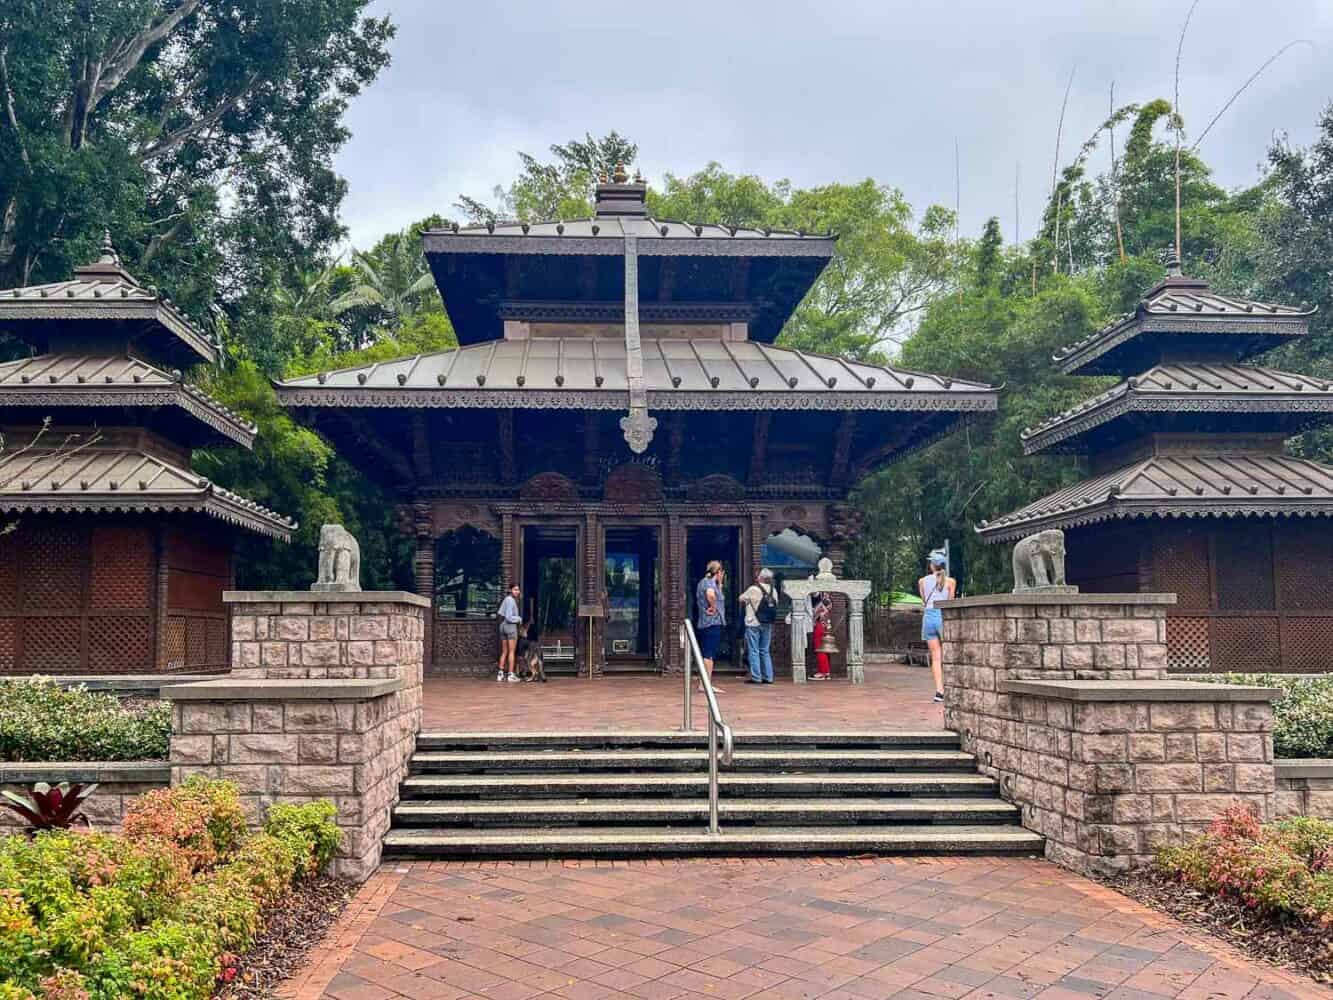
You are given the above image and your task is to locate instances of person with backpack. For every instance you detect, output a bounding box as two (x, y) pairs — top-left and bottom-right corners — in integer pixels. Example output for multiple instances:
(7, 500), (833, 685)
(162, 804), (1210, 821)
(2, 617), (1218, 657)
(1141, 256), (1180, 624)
(739, 568), (779, 685)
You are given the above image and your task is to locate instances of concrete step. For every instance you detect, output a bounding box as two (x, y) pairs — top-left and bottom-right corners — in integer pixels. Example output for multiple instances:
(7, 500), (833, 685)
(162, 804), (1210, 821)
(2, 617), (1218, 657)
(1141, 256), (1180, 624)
(382, 824), (1044, 859)
(399, 771), (1000, 799)
(409, 748), (977, 774)
(393, 797), (1021, 827)
(415, 730), (960, 751)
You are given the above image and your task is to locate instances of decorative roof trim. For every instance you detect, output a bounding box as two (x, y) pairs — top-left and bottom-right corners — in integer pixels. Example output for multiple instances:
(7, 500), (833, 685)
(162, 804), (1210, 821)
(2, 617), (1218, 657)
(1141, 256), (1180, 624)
(0, 297), (217, 366)
(0, 492), (292, 539)
(977, 497), (1333, 543)
(1022, 366), (1333, 455)
(422, 232), (835, 260)
(0, 363), (256, 447)
(496, 300), (756, 323)
(275, 385), (998, 413)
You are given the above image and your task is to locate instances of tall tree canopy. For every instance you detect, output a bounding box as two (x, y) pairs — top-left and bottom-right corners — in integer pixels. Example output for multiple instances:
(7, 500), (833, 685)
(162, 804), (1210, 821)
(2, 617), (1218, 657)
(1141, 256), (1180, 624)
(0, 0), (393, 356)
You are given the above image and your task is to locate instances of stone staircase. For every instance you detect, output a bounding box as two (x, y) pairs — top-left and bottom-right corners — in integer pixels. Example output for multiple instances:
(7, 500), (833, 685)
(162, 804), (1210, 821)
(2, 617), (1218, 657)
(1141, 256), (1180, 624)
(382, 731), (1043, 859)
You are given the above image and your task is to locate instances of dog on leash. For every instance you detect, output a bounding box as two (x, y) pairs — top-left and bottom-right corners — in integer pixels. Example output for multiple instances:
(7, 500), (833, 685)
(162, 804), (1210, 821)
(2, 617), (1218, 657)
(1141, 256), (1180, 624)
(516, 620), (547, 683)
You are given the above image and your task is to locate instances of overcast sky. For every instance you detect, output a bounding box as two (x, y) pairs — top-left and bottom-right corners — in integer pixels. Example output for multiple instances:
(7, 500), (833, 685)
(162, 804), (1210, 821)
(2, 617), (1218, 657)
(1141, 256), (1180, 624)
(335, 0), (1333, 249)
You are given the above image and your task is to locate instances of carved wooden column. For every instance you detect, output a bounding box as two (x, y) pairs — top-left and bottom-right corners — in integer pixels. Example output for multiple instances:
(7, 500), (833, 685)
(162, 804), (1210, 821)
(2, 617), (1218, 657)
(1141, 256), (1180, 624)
(501, 513), (515, 590)
(411, 503), (435, 670)
(666, 513), (684, 673)
(583, 512), (602, 677)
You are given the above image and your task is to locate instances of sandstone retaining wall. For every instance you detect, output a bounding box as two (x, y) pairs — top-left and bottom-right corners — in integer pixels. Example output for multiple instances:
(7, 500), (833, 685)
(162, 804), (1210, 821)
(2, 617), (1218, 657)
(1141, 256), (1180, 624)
(1275, 759), (1333, 820)
(0, 761), (169, 836)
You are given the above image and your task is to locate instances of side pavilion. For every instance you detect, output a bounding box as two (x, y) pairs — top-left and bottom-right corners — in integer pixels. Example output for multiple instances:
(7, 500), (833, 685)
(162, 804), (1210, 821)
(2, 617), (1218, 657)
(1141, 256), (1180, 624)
(276, 172), (998, 676)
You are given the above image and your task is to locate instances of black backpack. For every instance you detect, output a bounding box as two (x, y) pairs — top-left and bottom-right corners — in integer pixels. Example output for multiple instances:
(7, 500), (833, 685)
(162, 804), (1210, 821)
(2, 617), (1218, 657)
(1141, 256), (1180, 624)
(755, 584), (778, 624)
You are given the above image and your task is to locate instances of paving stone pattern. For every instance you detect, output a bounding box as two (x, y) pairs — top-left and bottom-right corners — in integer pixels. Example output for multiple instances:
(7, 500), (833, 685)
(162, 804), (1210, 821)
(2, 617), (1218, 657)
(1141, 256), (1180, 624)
(419, 660), (947, 733)
(278, 856), (1323, 1000)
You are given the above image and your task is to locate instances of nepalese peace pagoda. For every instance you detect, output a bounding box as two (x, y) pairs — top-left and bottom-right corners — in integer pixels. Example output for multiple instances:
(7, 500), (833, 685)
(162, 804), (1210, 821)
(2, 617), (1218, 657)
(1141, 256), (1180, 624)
(979, 257), (1332, 674)
(0, 236), (294, 675)
(276, 170), (998, 676)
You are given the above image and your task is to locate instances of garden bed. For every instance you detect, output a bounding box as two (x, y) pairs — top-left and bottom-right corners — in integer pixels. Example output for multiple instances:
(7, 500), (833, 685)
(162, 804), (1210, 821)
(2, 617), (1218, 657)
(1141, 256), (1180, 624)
(0, 777), (341, 999)
(217, 875), (356, 998)
(1102, 869), (1333, 984)
(1099, 808), (1333, 986)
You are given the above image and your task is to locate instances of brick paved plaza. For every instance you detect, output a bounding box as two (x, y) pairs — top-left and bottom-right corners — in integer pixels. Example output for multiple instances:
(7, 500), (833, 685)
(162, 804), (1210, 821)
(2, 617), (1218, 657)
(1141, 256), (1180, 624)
(421, 661), (946, 733)
(280, 856), (1323, 1000)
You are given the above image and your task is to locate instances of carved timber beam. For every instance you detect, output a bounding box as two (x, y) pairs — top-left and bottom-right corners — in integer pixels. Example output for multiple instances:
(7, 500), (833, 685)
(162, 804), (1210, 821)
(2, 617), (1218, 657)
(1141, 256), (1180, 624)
(749, 411), (771, 484)
(830, 412), (857, 487)
(411, 413), (432, 480)
(850, 416), (930, 481)
(497, 409), (516, 484)
(619, 233), (657, 453)
(323, 410), (415, 487)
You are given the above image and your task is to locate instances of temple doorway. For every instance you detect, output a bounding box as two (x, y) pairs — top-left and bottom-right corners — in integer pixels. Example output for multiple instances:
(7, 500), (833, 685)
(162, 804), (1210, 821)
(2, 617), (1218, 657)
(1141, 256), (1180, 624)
(520, 524), (578, 675)
(685, 525), (744, 671)
(603, 526), (660, 673)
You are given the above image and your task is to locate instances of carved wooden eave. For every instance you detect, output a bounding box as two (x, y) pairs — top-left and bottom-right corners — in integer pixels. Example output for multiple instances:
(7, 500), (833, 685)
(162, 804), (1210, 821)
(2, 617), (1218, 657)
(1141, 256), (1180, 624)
(976, 452), (1333, 543)
(0, 447), (294, 539)
(1021, 363), (1333, 455)
(318, 409), (415, 487)
(0, 353), (256, 448)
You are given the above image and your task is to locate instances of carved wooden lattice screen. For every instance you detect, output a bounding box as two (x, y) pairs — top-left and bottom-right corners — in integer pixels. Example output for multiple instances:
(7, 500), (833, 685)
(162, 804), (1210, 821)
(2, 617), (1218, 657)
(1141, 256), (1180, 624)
(1155, 524), (1212, 672)
(165, 526), (230, 671)
(0, 519), (155, 674)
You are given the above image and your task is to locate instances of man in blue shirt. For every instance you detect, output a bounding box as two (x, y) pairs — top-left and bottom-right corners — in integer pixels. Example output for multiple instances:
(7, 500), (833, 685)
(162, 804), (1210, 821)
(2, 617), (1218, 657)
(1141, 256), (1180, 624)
(695, 560), (726, 691)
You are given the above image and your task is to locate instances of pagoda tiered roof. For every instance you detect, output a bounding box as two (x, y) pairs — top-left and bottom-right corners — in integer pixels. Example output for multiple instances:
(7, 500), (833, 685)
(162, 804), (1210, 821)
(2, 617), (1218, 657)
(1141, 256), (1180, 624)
(0, 352), (256, 447)
(276, 337), (996, 413)
(0, 443), (293, 539)
(1021, 362), (1333, 455)
(1052, 269), (1312, 377)
(977, 451), (1333, 542)
(0, 235), (217, 368)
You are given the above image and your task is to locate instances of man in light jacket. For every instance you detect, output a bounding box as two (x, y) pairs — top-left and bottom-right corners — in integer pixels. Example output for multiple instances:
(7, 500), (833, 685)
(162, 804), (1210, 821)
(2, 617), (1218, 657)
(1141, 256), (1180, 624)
(739, 568), (778, 684)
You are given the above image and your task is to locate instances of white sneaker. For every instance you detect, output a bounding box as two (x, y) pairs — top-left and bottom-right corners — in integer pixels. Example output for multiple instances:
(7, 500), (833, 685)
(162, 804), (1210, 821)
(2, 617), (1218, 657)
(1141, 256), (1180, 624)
(506, 673), (520, 683)
(496, 670), (505, 683)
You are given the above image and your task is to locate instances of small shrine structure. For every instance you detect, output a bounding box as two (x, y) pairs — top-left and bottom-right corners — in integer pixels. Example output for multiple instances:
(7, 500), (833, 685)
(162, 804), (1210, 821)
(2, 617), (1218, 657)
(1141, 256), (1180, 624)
(277, 168), (998, 676)
(979, 258), (1333, 672)
(0, 236), (293, 674)
(783, 558), (871, 683)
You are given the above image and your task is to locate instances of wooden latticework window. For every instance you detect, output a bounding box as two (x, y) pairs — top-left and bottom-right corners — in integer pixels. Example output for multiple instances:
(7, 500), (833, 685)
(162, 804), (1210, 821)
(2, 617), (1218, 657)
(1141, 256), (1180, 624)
(0, 518), (155, 674)
(164, 525), (230, 672)
(1157, 518), (1333, 674)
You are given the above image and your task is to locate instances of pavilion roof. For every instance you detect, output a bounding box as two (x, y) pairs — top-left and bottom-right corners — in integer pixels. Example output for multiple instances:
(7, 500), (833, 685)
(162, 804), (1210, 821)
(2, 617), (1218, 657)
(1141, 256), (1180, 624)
(1020, 363), (1333, 455)
(0, 235), (217, 367)
(976, 452), (1333, 542)
(275, 338), (998, 413)
(0, 445), (293, 539)
(1051, 266), (1312, 377)
(0, 353), (256, 448)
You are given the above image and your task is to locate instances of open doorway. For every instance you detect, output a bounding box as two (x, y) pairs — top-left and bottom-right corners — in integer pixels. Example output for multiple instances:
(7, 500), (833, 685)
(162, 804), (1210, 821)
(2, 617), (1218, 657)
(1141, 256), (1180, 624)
(604, 526), (659, 672)
(685, 525), (743, 672)
(521, 525), (578, 675)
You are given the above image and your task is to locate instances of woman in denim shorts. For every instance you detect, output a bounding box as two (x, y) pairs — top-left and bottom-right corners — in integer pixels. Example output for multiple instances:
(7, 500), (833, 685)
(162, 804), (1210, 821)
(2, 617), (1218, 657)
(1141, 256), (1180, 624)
(917, 551), (956, 704)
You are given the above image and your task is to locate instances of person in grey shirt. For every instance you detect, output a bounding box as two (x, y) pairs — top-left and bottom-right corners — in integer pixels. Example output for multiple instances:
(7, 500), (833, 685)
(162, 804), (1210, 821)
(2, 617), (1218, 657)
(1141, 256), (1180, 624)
(497, 583), (522, 683)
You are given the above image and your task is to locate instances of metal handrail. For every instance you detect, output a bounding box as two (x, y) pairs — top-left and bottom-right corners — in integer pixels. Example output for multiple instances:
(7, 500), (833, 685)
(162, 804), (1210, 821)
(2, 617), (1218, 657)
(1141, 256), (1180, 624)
(680, 620), (734, 834)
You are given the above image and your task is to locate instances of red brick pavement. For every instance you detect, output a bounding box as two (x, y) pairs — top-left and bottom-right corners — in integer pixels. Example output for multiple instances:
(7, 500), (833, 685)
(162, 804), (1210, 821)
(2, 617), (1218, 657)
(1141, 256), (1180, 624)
(277, 857), (1324, 1000)
(422, 661), (945, 733)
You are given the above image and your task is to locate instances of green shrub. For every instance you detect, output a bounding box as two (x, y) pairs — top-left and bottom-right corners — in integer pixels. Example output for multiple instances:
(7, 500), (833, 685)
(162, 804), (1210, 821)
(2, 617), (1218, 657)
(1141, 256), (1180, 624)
(121, 777), (247, 872)
(264, 801), (341, 873)
(0, 680), (170, 762)
(0, 779), (342, 999)
(1204, 674), (1333, 758)
(1158, 807), (1333, 927)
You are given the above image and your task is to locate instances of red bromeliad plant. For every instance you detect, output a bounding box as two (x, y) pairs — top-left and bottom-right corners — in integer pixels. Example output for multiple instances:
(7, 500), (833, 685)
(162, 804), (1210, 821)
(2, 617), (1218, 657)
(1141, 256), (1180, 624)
(0, 782), (98, 832)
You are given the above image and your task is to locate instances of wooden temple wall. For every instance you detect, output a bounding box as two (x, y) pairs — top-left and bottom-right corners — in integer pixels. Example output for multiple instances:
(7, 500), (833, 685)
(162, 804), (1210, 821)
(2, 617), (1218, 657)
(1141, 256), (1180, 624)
(1071, 518), (1333, 674)
(0, 515), (232, 675)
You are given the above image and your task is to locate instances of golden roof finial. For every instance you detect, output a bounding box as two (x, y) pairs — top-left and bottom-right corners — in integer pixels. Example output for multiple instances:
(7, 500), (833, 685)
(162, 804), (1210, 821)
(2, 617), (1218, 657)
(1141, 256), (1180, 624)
(612, 163), (628, 184)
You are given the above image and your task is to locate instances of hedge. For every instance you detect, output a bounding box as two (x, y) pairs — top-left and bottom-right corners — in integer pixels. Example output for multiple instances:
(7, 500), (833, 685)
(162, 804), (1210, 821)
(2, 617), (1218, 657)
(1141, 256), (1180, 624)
(0, 777), (340, 999)
(0, 679), (171, 762)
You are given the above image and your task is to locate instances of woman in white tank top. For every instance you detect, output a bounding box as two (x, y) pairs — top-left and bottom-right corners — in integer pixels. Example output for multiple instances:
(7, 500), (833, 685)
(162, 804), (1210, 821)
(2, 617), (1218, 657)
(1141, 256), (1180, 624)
(918, 551), (956, 704)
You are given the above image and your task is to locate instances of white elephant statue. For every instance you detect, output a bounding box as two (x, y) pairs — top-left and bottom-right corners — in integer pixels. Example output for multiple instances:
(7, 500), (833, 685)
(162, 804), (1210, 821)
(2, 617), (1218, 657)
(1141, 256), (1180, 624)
(313, 523), (361, 592)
